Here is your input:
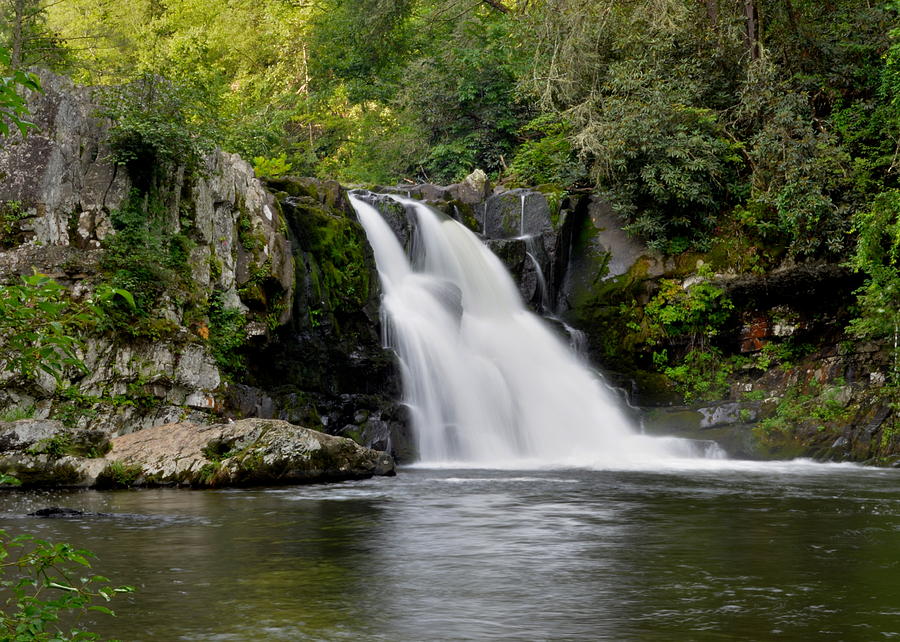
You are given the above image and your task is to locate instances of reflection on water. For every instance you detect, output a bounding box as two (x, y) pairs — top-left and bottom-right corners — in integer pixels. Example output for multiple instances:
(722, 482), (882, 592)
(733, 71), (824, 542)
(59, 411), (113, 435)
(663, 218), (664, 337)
(1, 465), (899, 640)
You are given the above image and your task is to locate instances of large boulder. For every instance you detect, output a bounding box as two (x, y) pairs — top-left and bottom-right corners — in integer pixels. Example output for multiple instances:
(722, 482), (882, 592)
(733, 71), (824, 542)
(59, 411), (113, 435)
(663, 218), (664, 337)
(0, 418), (394, 488)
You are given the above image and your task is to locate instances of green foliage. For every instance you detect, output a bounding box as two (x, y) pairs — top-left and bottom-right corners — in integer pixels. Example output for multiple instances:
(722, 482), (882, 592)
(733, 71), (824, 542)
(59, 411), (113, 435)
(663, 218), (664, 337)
(313, 102), (425, 184)
(206, 291), (248, 378)
(98, 190), (194, 338)
(0, 45), (40, 138)
(0, 201), (30, 249)
(26, 433), (72, 459)
(0, 405), (35, 422)
(848, 189), (900, 382)
(306, 0), (415, 102)
(96, 461), (142, 488)
(398, 10), (530, 182)
(0, 527), (133, 640)
(734, 64), (854, 258)
(644, 267), (735, 348)
(526, 0), (743, 253)
(0, 273), (93, 384)
(98, 74), (218, 180)
(507, 115), (584, 187)
(658, 348), (734, 404)
(252, 153), (293, 179)
(756, 381), (853, 437)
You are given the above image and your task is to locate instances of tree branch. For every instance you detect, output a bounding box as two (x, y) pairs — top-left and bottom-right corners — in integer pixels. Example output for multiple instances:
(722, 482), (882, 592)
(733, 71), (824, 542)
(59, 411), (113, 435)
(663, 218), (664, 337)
(481, 0), (509, 13)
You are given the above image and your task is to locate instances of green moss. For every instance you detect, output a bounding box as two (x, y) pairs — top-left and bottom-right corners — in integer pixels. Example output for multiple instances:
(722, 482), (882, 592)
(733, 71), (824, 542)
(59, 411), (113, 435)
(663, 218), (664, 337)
(289, 197), (370, 314)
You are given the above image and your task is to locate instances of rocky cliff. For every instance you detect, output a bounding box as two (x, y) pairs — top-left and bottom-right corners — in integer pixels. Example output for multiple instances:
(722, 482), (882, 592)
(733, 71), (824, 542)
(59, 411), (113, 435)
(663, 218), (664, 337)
(0, 73), (896, 466)
(0, 73), (406, 460)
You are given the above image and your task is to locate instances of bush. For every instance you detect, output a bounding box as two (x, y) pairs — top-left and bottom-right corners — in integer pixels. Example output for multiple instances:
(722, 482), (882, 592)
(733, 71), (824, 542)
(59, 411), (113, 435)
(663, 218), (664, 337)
(658, 348), (734, 403)
(644, 267), (735, 349)
(506, 114), (585, 187)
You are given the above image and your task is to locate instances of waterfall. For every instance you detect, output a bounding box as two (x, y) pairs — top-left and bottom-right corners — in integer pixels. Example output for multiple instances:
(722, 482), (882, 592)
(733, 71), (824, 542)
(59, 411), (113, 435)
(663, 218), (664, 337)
(350, 192), (723, 468)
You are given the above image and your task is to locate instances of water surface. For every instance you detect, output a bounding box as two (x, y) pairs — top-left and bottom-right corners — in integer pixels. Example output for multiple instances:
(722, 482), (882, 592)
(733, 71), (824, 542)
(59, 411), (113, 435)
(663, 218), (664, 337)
(2, 464), (899, 640)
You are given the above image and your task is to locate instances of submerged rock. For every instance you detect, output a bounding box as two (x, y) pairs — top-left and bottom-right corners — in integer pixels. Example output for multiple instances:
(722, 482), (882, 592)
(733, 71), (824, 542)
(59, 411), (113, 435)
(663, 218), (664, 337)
(27, 507), (109, 518)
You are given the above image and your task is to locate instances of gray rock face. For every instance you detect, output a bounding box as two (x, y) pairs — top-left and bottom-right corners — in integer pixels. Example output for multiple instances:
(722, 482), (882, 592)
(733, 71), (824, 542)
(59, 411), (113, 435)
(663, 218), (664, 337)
(0, 419), (67, 451)
(449, 169), (491, 205)
(585, 200), (658, 279)
(0, 418), (394, 488)
(482, 189), (553, 240)
(0, 72), (130, 250)
(0, 419), (112, 487)
(0, 73), (295, 435)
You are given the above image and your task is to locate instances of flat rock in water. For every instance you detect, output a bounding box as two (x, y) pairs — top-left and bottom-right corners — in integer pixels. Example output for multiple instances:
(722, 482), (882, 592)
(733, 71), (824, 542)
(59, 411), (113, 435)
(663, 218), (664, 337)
(107, 418), (396, 487)
(0, 418), (395, 488)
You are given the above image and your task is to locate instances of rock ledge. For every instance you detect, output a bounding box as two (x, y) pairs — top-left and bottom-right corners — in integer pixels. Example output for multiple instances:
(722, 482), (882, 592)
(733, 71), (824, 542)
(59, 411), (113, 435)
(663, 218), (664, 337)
(0, 418), (395, 488)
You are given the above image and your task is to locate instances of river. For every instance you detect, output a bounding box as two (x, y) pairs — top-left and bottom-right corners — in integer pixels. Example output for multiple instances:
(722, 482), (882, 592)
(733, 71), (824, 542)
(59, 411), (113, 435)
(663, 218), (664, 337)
(2, 462), (899, 640)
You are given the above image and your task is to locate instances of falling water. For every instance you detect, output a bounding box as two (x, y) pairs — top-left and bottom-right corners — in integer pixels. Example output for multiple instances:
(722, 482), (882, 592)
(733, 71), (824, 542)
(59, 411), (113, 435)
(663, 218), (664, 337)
(522, 236), (551, 313)
(350, 192), (722, 467)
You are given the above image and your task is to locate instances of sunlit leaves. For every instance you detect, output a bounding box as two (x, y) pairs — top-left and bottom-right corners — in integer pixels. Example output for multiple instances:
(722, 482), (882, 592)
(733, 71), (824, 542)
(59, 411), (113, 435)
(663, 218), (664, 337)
(0, 45), (40, 138)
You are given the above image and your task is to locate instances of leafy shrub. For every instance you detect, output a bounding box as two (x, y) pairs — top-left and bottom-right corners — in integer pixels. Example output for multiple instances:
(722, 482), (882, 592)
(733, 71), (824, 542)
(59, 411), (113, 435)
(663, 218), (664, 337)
(0, 273), (90, 384)
(96, 461), (142, 489)
(658, 348), (734, 404)
(0, 46), (40, 138)
(253, 153), (293, 178)
(0, 525), (133, 640)
(848, 189), (900, 383)
(507, 114), (585, 187)
(645, 267), (735, 349)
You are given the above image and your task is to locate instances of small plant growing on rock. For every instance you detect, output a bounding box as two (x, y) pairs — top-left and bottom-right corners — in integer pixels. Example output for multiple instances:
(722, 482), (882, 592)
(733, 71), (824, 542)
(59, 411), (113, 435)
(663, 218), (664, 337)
(96, 461), (142, 489)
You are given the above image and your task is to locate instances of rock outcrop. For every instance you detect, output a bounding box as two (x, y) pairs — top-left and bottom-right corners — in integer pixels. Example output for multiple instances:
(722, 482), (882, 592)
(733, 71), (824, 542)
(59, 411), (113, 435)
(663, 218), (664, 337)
(0, 418), (394, 488)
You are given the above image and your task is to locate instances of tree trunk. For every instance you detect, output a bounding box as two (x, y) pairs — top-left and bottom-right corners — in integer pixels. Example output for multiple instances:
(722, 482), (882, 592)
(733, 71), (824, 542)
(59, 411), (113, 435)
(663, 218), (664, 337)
(743, 0), (760, 60)
(482, 0), (509, 13)
(11, 0), (26, 67)
(704, 0), (718, 28)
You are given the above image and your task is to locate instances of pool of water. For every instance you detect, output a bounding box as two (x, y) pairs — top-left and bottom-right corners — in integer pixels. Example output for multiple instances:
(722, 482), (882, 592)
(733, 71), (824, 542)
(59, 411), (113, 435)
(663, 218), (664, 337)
(2, 462), (899, 640)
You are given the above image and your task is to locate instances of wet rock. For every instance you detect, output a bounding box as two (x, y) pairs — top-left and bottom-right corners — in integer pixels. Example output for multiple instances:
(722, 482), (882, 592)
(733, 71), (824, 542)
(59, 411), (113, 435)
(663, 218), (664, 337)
(29, 507), (90, 518)
(482, 189), (553, 240)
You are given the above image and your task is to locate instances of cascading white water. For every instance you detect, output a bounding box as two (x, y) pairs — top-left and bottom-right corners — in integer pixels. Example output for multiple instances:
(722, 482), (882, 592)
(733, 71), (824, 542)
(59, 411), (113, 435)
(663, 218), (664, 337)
(350, 192), (723, 467)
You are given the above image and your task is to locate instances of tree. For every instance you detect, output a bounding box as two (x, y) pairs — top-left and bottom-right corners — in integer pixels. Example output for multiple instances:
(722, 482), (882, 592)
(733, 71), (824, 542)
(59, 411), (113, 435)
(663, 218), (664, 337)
(0, 0), (70, 69)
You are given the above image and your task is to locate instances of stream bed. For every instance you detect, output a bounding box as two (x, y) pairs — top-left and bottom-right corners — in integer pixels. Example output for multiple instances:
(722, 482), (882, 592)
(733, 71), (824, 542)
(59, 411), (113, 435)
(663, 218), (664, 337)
(1, 462), (899, 640)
